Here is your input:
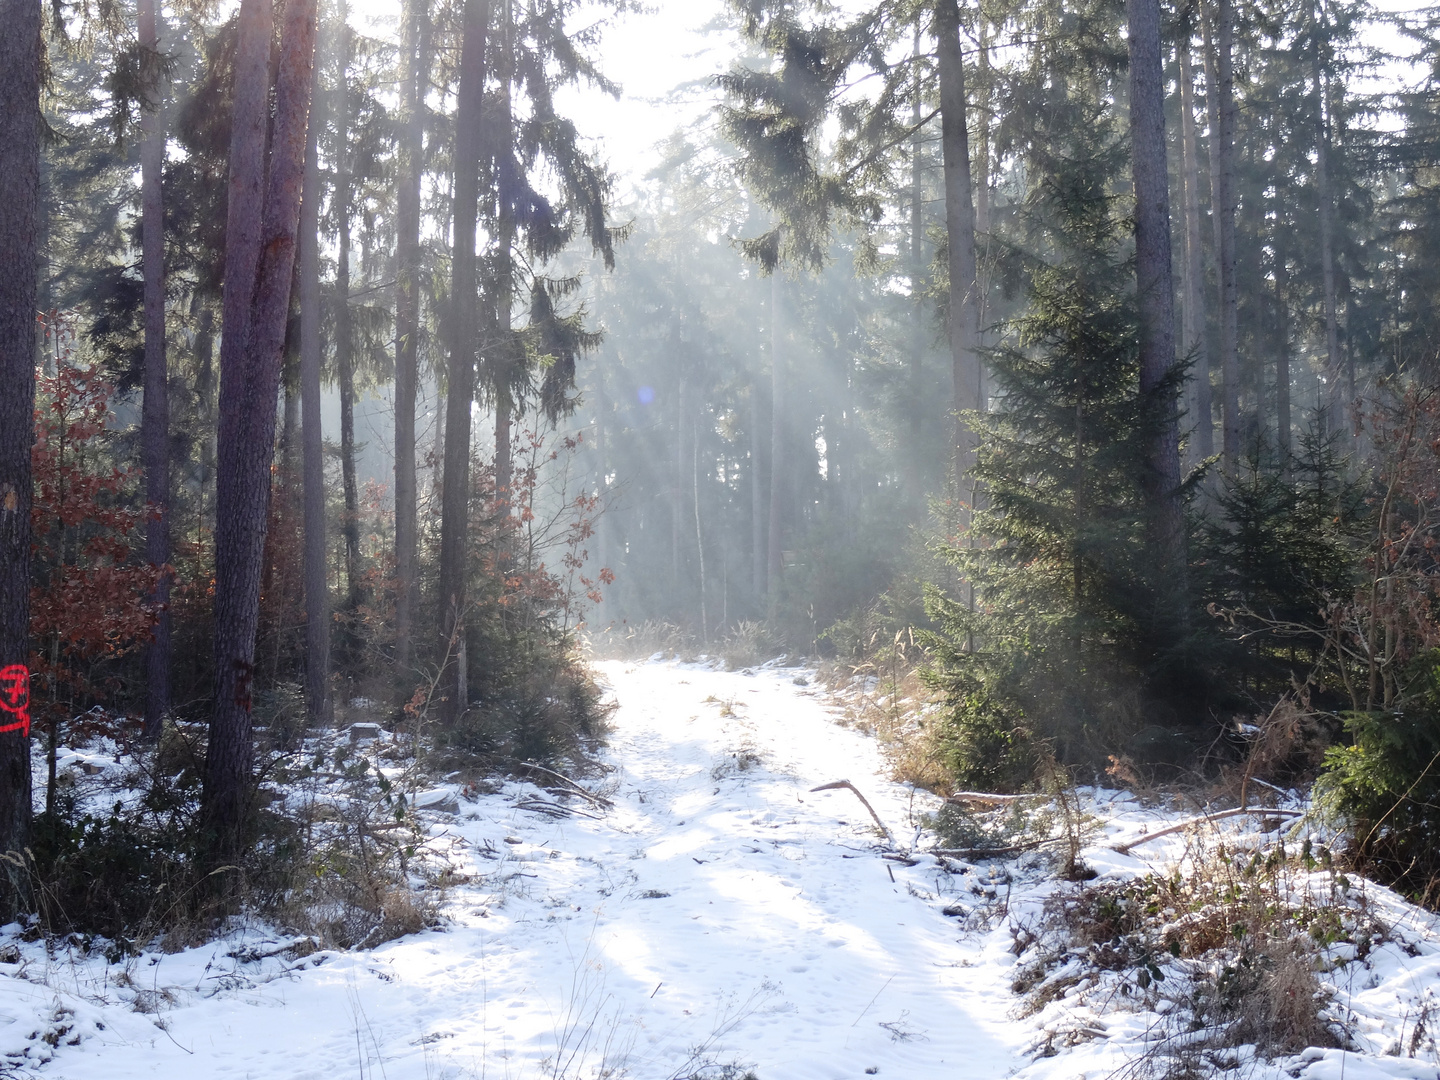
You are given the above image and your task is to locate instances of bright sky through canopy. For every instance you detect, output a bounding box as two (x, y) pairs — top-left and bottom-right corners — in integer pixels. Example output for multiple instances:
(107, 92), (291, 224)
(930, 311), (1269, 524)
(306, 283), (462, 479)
(351, 0), (734, 192)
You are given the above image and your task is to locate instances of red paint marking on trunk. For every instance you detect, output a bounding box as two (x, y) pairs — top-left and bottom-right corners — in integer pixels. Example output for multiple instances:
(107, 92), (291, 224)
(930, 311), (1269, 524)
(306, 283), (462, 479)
(0, 665), (31, 737)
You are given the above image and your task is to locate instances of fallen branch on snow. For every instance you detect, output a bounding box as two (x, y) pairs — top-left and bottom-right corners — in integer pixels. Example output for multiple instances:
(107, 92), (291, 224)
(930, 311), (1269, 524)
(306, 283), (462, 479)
(515, 797), (603, 820)
(1110, 806), (1305, 855)
(946, 791), (1041, 807)
(518, 761), (613, 809)
(810, 780), (893, 843)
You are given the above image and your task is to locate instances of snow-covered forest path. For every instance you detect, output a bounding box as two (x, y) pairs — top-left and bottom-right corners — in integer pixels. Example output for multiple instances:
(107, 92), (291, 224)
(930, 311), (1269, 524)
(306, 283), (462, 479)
(18, 659), (1026, 1079)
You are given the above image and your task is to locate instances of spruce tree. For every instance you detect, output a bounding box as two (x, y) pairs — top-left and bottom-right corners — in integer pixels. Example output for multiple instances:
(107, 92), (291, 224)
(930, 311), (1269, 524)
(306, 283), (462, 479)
(925, 103), (1183, 770)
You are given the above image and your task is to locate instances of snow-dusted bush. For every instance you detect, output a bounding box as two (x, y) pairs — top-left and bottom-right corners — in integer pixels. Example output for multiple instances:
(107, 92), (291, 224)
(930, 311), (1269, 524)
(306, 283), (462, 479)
(1011, 835), (1381, 1071)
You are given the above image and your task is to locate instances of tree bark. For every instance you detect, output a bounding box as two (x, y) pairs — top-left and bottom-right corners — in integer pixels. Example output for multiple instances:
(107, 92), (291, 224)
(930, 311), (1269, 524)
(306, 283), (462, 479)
(0, 0), (40, 916)
(1178, 37), (1214, 465)
(300, 45), (330, 726)
(437, 0), (490, 722)
(1203, 0), (1240, 473)
(139, 0), (171, 739)
(393, 0), (429, 686)
(1128, 0), (1186, 579)
(935, 0), (981, 504)
(206, 0), (319, 868)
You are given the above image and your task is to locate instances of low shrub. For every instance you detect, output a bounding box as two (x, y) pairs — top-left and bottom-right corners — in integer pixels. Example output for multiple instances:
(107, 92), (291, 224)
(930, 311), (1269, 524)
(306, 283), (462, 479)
(1012, 836), (1372, 1070)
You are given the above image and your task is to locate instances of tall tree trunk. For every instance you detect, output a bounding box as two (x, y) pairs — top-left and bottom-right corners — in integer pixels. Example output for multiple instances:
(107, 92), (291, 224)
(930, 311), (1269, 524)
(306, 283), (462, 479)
(1312, 19), (1342, 428)
(1178, 37), (1214, 465)
(300, 52), (329, 726)
(334, 28), (361, 620)
(1203, 0), (1240, 473)
(139, 0), (171, 739)
(437, 0), (490, 722)
(493, 393), (512, 504)
(692, 416), (707, 642)
(974, 19), (992, 423)
(393, 0), (429, 686)
(1275, 230), (1292, 474)
(673, 370), (686, 598)
(935, 0), (981, 503)
(206, 0), (318, 867)
(750, 380), (765, 600)
(974, 21), (991, 238)
(0, 0), (40, 915)
(591, 374), (609, 619)
(492, 0), (516, 507)
(194, 307), (217, 553)
(1128, 0), (1186, 580)
(766, 267), (785, 608)
(906, 22), (925, 504)
(268, 347), (302, 684)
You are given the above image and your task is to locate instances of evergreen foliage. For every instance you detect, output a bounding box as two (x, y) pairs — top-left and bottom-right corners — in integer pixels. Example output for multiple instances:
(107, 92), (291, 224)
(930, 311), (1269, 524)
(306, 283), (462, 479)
(921, 107), (1188, 777)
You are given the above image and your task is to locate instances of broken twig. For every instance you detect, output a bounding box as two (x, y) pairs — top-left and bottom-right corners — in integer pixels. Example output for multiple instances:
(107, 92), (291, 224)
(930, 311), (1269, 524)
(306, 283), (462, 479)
(810, 780), (893, 843)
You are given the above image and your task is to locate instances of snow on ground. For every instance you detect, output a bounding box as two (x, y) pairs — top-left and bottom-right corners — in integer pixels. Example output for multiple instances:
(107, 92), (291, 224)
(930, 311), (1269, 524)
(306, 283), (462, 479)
(2, 657), (1439, 1079)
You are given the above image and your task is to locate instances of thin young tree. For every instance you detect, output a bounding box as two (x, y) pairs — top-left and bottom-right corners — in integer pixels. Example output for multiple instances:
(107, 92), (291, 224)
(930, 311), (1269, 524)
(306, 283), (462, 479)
(393, 0), (430, 687)
(300, 38), (330, 726)
(1312, 0), (1343, 427)
(139, 0), (172, 739)
(0, 0), (41, 914)
(766, 264), (785, 601)
(205, 0), (319, 866)
(331, 17), (363, 621)
(1178, 30), (1214, 464)
(906, 22), (927, 504)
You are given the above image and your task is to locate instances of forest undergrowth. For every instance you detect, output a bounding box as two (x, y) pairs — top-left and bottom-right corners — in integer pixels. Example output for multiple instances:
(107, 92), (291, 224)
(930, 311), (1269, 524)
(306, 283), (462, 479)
(19, 365), (615, 949)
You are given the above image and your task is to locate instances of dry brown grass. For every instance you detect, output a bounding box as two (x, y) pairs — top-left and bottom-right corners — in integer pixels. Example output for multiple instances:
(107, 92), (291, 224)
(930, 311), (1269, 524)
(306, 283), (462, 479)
(585, 620), (696, 661)
(1014, 834), (1377, 1069)
(818, 649), (951, 793)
